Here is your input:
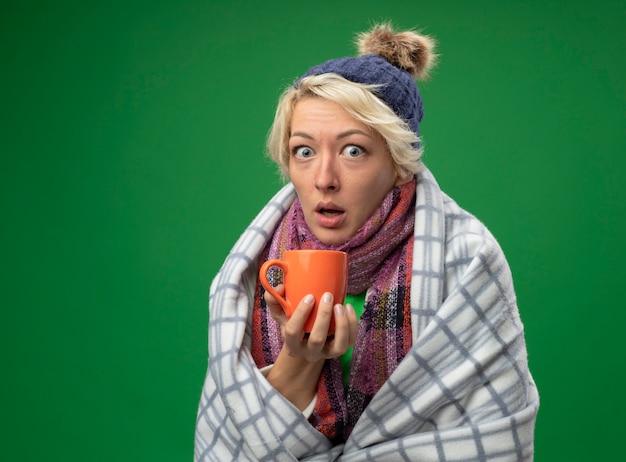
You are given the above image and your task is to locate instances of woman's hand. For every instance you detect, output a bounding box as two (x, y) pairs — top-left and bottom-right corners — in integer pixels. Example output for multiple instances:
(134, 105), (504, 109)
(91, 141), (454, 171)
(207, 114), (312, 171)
(263, 285), (358, 411)
(264, 285), (358, 362)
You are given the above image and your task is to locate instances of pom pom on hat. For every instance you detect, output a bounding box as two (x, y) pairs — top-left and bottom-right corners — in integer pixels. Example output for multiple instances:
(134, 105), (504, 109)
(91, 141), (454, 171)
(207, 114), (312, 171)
(356, 23), (437, 80)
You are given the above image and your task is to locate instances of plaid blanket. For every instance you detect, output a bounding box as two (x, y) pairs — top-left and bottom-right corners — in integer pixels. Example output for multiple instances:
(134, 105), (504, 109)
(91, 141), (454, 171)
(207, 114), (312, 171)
(194, 169), (539, 461)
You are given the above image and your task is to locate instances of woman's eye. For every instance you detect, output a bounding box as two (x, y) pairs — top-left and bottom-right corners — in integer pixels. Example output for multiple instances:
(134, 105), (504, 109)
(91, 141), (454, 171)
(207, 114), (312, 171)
(294, 146), (314, 158)
(343, 145), (364, 158)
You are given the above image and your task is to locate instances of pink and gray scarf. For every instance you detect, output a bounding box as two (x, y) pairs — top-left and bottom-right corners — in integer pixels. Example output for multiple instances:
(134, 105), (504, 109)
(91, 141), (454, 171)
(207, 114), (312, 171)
(252, 179), (416, 442)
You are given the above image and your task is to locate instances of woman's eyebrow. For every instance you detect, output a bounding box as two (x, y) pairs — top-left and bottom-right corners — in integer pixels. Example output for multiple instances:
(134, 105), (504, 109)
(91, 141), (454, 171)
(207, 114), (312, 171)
(337, 129), (372, 139)
(290, 131), (314, 140)
(290, 129), (372, 140)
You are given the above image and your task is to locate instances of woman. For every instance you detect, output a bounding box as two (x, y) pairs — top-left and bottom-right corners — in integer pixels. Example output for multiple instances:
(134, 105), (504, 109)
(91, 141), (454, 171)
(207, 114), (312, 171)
(195, 23), (539, 461)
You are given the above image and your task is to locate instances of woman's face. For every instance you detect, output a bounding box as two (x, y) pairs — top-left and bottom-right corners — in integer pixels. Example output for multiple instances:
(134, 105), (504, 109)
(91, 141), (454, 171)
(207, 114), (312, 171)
(288, 97), (408, 245)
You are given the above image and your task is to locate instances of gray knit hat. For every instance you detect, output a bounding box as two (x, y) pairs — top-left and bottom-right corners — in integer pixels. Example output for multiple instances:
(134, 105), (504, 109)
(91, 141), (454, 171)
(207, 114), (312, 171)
(296, 24), (436, 141)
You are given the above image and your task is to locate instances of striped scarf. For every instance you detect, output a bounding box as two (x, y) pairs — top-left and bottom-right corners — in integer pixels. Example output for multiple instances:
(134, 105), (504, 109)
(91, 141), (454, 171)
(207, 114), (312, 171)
(252, 179), (416, 442)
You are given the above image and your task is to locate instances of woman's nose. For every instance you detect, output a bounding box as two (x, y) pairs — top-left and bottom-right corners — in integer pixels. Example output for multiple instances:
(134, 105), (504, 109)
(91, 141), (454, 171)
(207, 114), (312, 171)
(314, 157), (339, 191)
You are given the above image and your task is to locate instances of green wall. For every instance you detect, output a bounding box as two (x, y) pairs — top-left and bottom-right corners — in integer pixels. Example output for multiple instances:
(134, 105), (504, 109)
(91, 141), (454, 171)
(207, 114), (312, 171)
(2, 1), (624, 460)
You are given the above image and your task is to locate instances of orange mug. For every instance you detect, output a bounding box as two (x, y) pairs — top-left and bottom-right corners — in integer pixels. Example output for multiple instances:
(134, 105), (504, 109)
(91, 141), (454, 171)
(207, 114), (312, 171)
(259, 250), (348, 333)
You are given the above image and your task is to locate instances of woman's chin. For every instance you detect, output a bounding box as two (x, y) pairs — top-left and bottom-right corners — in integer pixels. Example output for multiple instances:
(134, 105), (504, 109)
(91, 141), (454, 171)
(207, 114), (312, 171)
(312, 229), (354, 246)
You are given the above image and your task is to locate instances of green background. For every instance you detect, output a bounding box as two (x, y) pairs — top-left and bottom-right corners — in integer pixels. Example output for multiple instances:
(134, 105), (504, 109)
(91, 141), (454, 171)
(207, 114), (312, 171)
(2, 0), (624, 460)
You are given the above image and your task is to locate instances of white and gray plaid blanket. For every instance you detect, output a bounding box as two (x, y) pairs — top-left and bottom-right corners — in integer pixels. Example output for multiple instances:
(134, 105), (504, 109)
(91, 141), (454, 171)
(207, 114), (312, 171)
(194, 169), (539, 461)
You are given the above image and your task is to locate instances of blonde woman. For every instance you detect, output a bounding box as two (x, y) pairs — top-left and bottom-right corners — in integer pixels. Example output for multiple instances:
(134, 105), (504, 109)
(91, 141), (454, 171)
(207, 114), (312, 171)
(195, 23), (539, 461)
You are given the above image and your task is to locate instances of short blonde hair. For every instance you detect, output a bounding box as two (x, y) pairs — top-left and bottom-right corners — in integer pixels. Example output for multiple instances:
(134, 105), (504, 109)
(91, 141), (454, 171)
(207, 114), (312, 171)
(266, 73), (424, 180)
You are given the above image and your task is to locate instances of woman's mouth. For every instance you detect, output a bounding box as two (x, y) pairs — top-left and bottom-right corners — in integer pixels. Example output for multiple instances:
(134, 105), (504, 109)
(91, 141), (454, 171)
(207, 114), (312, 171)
(320, 208), (342, 217)
(315, 203), (345, 227)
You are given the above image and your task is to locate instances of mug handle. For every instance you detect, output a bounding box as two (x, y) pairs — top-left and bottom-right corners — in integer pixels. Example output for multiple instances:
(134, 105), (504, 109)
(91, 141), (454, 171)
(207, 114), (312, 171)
(259, 259), (291, 311)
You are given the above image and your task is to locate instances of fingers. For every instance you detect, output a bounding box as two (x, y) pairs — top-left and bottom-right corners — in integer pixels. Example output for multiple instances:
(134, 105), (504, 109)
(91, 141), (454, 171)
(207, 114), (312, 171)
(323, 303), (357, 358)
(306, 292), (335, 349)
(282, 292), (358, 362)
(283, 292), (333, 362)
(283, 294), (315, 341)
(263, 283), (284, 305)
(346, 303), (358, 345)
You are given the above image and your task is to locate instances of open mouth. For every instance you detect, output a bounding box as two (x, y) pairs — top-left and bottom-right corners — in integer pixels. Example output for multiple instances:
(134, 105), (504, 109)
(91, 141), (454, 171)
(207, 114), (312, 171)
(319, 208), (343, 217)
(315, 202), (345, 227)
